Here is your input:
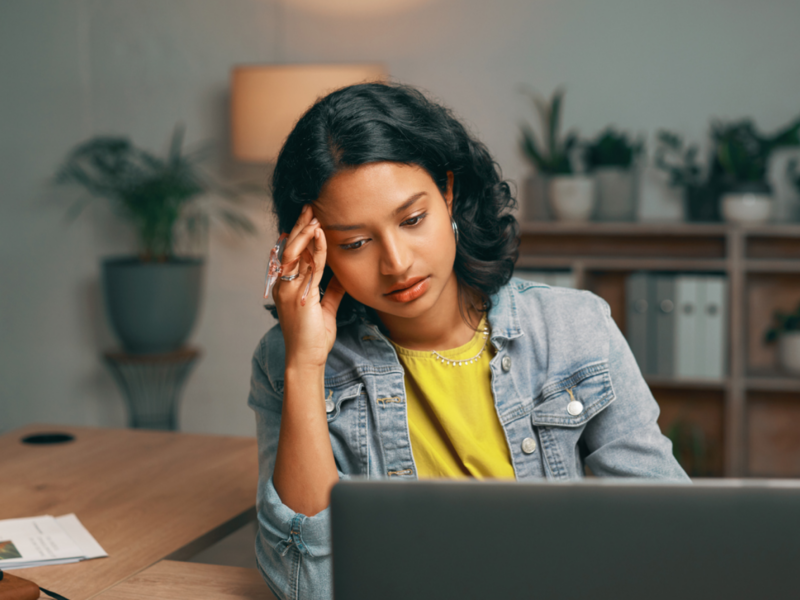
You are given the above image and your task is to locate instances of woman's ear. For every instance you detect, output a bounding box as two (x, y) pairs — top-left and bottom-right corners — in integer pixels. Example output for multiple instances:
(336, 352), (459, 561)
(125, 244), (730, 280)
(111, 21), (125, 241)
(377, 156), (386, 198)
(444, 171), (454, 215)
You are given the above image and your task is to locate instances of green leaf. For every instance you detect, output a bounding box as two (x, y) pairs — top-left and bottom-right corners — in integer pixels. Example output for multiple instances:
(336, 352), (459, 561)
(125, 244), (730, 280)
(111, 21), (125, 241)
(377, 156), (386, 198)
(53, 123), (264, 257)
(548, 88), (564, 159)
(520, 125), (547, 171)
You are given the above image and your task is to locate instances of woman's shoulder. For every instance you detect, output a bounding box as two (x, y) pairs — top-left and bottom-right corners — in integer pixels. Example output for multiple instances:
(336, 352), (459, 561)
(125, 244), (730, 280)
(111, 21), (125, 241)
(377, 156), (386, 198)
(493, 277), (613, 359)
(503, 276), (610, 320)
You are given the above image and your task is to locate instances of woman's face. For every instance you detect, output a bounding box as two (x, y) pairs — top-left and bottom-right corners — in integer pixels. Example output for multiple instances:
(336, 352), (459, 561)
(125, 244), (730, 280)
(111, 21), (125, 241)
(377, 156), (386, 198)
(313, 161), (457, 323)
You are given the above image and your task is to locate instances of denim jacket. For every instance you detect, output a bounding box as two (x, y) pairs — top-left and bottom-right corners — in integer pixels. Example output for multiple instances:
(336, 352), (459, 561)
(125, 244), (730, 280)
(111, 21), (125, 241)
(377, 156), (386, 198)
(247, 277), (689, 600)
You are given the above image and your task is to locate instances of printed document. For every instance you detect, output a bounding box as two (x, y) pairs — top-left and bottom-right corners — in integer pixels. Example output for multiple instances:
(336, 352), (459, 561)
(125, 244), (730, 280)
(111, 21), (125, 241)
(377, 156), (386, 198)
(0, 514), (107, 570)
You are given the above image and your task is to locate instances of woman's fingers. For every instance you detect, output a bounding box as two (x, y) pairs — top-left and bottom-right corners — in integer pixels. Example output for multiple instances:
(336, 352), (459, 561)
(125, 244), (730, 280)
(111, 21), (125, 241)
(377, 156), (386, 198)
(280, 217), (319, 276)
(307, 228), (327, 289)
(284, 204), (315, 248)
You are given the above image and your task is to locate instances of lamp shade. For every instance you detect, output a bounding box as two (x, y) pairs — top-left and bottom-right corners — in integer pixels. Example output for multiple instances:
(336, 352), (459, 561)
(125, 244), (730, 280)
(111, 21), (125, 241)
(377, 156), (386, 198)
(230, 63), (387, 163)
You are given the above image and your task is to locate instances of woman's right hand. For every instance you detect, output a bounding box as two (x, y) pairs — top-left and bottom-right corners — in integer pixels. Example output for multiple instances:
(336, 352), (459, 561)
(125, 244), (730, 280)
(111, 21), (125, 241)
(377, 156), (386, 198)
(273, 205), (346, 371)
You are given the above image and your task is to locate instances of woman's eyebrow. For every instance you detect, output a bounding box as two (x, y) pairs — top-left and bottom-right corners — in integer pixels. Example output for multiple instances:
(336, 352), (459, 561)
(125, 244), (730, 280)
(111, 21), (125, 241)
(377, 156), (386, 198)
(325, 191), (427, 232)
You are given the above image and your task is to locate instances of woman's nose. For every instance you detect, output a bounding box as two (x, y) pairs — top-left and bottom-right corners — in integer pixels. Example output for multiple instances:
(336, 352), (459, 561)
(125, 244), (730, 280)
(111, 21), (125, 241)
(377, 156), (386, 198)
(378, 233), (412, 276)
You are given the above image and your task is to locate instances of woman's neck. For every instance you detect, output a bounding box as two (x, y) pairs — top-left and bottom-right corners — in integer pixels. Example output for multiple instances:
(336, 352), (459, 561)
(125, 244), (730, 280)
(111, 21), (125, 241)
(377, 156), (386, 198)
(376, 276), (483, 351)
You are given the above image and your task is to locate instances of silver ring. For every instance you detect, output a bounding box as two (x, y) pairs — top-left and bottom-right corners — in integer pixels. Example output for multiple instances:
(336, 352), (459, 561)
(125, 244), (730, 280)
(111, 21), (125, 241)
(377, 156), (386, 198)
(280, 273), (301, 282)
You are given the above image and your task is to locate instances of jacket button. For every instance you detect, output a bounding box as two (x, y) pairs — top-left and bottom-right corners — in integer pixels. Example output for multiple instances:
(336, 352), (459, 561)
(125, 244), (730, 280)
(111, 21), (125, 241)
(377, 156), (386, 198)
(325, 399), (335, 414)
(567, 400), (584, 416)
(501, 356), (512, 372)
(521, 437), (537, 454)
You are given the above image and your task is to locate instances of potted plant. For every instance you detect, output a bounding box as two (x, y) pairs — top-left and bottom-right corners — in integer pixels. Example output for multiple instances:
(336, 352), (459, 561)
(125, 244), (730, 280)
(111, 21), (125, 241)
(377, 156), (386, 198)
(55, 126), (257, 354)
(764, 301), (800, 375)
(656, 116), (800, 224)
(715, 118), (800, 224)
(584, 128), (644, 221)
(520, 88), (593, 222)
(654, 130), (721, 222)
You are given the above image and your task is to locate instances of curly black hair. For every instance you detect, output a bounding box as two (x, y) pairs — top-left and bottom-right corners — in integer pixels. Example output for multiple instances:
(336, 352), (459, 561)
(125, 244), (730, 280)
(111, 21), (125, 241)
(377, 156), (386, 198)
(268, 81), (519, 324)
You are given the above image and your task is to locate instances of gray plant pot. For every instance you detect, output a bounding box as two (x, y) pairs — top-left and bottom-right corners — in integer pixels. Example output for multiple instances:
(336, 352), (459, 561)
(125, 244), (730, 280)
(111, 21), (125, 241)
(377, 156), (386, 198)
(522, 173), (552, 221)
(102, 257), (204, 354)
(593, 167), (638, 221)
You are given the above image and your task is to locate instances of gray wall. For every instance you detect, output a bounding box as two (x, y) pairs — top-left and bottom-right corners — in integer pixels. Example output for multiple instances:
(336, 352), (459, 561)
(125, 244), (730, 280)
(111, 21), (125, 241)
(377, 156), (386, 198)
(2, 0), (800, 435)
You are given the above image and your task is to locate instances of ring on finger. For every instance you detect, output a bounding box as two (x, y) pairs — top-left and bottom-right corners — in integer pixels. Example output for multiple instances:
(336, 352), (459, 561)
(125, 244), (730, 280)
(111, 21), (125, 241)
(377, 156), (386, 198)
(280, 272), (301, 281)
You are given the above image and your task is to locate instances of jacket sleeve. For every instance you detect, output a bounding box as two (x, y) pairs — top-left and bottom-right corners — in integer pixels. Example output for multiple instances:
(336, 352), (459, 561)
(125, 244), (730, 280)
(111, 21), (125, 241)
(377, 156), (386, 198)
(247, 334), (335, 600)
(582, 295), (690, 481)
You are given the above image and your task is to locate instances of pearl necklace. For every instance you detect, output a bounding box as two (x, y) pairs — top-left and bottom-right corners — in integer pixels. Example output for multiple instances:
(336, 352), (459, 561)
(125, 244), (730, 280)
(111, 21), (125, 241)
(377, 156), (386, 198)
(431, 326), (490, 367)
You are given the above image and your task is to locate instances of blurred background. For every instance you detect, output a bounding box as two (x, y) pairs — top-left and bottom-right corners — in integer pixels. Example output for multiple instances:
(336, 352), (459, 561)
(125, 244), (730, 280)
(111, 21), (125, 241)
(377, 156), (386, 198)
(3, 0), (800, 487)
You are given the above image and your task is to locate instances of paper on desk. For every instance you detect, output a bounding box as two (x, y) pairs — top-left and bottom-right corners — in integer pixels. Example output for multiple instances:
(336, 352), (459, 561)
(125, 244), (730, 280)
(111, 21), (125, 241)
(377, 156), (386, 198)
(0, 514), (107, 570)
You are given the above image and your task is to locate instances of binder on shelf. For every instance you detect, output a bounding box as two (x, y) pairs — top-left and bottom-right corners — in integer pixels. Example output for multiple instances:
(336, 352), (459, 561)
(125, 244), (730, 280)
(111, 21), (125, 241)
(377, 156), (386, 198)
(653, 274), (677, 378)
(701, 276), (728, 380)
(675, 275), (701, 379)
(625, 271), (652, 375)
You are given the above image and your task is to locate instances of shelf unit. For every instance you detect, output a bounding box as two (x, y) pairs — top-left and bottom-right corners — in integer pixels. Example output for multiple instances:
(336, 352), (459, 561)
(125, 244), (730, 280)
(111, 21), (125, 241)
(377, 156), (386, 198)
(516, 221), (800, 477)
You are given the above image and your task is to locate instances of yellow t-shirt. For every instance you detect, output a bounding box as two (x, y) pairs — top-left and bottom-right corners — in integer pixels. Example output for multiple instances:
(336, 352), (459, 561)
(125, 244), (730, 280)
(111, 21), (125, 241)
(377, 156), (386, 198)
(390, 316), (515, 480)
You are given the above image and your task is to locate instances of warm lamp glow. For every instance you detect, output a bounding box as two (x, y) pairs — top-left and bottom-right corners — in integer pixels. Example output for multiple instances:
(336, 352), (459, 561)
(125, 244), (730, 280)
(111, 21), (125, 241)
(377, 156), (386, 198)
(230, 63), (387, 163)
(284, 0), (435, 17)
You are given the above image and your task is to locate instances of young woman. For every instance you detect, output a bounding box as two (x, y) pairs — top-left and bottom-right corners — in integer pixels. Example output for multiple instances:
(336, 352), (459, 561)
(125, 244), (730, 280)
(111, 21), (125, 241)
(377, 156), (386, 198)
(248, 82), (688, 600)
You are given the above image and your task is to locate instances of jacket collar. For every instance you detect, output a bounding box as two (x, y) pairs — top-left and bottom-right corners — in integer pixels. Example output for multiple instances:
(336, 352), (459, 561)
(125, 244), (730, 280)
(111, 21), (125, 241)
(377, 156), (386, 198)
(487, 281), (523, 342)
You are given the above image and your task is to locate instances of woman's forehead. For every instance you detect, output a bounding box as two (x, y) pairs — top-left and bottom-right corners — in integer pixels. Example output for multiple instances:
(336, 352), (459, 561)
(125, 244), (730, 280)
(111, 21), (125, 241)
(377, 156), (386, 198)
(312, 162), (438, 224)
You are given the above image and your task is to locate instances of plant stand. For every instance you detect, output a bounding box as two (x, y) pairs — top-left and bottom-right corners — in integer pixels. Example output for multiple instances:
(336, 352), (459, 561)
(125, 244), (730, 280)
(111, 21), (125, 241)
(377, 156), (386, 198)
(103, 347), (201, 430)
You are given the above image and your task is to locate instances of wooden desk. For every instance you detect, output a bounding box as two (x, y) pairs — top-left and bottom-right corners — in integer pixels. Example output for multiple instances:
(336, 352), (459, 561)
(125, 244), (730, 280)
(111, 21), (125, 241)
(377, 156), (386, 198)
(1, 425), (258, 600)
(94, 561), (275, 600)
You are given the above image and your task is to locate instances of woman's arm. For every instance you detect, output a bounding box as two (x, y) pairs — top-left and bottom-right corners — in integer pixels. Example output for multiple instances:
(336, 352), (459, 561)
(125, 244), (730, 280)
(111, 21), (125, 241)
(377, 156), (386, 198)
(248, 340), (335, 600)
(249, 207), (347, 600)
(270, 206), (346, 515)
(273, 364), (338, 516)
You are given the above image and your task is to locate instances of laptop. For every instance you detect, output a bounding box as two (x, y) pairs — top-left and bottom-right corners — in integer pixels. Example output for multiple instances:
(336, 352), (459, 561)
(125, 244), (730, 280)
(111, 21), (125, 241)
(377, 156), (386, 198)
(330, 479), (800, 600)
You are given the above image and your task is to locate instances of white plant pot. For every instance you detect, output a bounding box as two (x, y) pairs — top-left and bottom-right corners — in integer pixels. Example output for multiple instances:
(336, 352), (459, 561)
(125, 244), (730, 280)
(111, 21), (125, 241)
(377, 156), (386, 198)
(548, 176), (595, 222)
(778, 332), (800, 375)
(593, 167), (637, 221)
(721, 193), (773, 224)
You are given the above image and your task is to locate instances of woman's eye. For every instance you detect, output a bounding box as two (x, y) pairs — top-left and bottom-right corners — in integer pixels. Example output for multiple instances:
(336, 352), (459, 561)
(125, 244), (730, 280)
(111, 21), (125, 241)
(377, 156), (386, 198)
(402, 212), (427, 227)
(340, 239), (367, 251)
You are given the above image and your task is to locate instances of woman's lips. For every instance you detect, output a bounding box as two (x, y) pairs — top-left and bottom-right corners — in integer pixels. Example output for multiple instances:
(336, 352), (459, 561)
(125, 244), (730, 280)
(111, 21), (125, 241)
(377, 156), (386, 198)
(385, 276), (430, 303)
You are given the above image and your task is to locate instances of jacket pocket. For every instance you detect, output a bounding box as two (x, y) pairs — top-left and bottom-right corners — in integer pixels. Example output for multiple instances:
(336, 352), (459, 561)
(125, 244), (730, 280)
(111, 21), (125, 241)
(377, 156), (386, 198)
(325, 382), (366, 475)
(325, 382), (364, 422)
(533, 361), (615, 427)
(532, 362), (616, 479)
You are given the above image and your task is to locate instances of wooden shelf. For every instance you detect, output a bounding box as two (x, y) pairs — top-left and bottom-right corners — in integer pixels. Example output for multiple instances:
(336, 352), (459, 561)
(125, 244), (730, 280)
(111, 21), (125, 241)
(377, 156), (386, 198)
(745, 259), (800, 273)
(517, 256), (728, 272)
(517, 219), (800, 478)
(746, 373), (800, 392)
(645, 376), (729, 391)
(519, 221), (800, 237)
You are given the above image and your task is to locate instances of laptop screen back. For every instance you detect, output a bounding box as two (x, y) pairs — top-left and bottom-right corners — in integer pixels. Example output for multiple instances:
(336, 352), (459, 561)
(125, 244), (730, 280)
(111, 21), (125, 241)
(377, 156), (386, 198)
(331, 479), (800, 600)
